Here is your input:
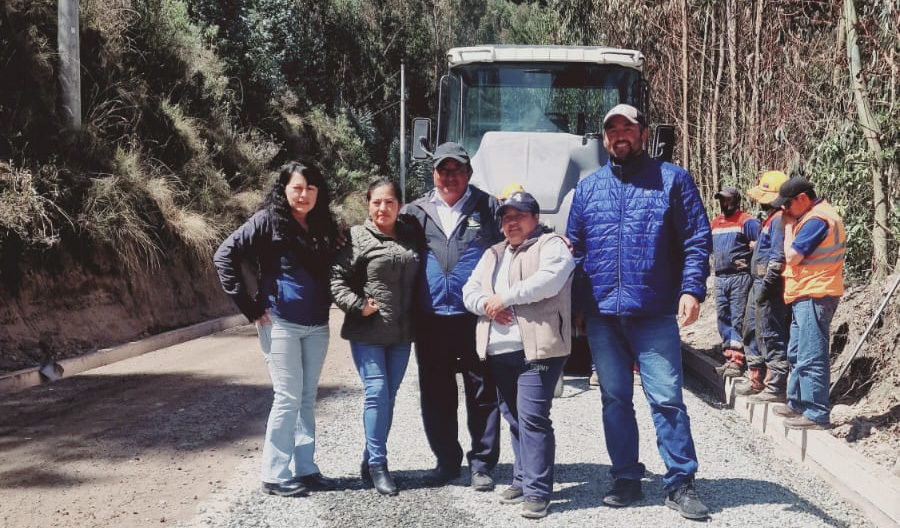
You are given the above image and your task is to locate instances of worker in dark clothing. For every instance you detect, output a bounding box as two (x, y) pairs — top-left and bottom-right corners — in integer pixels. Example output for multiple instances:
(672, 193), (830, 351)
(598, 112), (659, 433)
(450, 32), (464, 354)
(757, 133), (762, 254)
(710, 187), (760, 377)
(735, 171), (790, 401)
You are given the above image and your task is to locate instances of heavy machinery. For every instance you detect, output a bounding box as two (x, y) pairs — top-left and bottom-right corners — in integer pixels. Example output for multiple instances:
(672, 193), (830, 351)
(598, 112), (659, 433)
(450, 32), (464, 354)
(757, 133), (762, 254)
(412, 44), (674, 233)
(411, 45), (675, 374)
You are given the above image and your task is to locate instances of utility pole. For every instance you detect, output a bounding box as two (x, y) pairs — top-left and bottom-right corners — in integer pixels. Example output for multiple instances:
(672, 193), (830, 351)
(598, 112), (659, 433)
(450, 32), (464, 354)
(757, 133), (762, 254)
(58, 0), (82, 130)
(399, 62), (406, 203)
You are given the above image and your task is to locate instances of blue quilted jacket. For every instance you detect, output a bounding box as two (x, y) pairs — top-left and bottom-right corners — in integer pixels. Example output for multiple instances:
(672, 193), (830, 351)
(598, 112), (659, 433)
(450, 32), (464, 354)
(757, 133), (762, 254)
(566, 153), (712, 316)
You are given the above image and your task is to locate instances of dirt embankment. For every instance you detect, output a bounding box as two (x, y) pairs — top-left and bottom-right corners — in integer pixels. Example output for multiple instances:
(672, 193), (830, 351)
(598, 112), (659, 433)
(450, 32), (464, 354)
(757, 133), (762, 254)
(0, 248), (235, 374)
(682, 274), (900, 473)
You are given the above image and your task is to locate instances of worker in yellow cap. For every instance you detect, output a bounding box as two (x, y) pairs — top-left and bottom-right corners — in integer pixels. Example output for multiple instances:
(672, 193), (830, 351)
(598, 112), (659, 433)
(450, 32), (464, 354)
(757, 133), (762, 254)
(498, 183), (526, 202)
(735, 170), (790, 402)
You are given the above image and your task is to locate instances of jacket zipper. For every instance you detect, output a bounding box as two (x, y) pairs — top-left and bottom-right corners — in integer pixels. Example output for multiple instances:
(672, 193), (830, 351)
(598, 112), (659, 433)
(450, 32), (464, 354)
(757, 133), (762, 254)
(616, 176), (624, 313)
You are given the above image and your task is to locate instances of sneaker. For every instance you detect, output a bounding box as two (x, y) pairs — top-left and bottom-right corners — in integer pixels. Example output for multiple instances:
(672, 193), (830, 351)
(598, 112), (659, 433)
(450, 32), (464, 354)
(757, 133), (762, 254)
(296, 472), (337, 491)
(261, 481), (308, 497)
(749, 390), (786, 403)
(772, 404), (801, 418)
(471, 471), (494, 491)
(499, 485), (525, 504)
(784, 415), (830, 430)
(589, 371), (599, 386)
(521, 496), (550, 519)
(602, 478), (643, 507)
(665, 480), (709, 519)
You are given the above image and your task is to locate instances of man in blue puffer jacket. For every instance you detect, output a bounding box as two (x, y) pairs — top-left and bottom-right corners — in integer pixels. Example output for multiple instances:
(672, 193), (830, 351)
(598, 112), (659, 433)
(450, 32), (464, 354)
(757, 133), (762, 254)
(405, 142), (503, 491)
(567, 104), (713, 520)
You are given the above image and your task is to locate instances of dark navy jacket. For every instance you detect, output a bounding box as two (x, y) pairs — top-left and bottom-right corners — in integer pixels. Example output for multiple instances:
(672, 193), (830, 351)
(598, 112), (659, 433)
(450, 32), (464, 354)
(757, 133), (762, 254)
(213, 209), (331, 326)
(405, 186), (502, 315)
(750, 210), (786, 280)
(710, 211), (760, 274)
(567, 153), (712, 316)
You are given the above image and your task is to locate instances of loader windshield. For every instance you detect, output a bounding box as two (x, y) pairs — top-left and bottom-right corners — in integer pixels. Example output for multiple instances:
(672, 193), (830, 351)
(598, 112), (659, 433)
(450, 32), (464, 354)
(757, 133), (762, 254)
(438, 62), (642, 156)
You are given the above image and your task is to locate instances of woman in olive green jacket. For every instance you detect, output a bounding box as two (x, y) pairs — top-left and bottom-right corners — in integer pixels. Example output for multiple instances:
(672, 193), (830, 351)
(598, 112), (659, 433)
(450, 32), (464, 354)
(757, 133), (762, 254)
(330, 179), (423, 496)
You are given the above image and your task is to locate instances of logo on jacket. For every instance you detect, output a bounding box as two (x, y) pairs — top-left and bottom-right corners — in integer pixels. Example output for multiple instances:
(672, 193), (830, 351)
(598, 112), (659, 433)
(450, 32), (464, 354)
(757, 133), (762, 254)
(467, 212), (481, 228)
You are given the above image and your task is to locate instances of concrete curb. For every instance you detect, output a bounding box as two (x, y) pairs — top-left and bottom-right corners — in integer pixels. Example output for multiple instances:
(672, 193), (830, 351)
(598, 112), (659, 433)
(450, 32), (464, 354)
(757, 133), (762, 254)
(682, 345), (900, 528)
(0, 314), (249, 395)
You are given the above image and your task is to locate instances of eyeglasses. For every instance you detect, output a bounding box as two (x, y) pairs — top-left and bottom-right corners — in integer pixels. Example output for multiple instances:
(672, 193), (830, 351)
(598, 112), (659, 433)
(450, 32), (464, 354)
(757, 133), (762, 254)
(781, 198), (793, 209)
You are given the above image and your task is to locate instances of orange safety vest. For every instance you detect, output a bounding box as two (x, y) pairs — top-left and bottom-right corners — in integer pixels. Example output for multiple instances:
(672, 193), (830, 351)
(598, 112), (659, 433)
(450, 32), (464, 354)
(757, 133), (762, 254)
(783, 200), (845, 303)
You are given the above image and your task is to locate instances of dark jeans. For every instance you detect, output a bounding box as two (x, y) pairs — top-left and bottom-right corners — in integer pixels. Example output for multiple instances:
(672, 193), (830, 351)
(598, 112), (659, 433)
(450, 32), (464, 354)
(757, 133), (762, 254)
(489, 351), (566, 500)
(745, 278), (790, 391)
(415, 313), (500, 473)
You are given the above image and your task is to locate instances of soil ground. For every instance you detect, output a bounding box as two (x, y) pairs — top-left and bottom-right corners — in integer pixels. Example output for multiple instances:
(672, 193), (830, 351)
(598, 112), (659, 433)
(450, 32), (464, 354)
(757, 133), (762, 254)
(680, 274), (900, 473)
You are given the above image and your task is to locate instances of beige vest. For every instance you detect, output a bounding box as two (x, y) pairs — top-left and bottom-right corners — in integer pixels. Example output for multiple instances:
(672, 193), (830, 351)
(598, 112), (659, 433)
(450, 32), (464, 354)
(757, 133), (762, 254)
(475, 233), (572, 361)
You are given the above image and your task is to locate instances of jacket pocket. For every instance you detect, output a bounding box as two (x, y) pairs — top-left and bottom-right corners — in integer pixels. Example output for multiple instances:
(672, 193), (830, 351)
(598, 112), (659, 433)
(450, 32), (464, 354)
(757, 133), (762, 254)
(274, 275), (309, 318)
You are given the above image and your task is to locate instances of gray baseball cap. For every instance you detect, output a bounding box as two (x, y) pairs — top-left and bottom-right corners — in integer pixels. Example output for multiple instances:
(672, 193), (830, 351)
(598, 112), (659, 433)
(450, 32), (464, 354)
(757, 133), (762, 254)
(432, 142), (470, 168)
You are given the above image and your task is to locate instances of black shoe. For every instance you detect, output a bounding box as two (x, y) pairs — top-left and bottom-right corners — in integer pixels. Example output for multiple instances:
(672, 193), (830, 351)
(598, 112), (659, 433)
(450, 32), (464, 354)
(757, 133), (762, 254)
(361, 460), (372, 483)
(471, 471), (494, 491)
(297, 472), (337, 491)
(665, 480), (709, 519)
(369, 463), (398, 496)
(499, 485), (524, 504)
(261, 481), (308, 497)
(521, 496), (550, 519)
(602, 478), (643, 507)
(424, 465), (460, 486)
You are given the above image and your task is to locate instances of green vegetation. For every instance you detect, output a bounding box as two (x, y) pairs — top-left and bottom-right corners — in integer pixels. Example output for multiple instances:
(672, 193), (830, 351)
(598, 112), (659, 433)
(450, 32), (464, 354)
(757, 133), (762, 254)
(0, 0), (896, 287)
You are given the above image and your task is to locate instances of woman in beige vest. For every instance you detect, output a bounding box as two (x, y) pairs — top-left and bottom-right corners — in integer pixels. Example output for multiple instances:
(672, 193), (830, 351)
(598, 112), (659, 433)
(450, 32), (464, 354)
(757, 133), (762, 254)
(462, 191), (574, 519)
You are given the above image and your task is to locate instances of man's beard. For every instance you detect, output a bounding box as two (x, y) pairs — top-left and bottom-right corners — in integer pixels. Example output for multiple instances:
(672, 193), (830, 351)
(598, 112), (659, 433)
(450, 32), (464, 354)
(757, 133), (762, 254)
(609, 141), (639, 163)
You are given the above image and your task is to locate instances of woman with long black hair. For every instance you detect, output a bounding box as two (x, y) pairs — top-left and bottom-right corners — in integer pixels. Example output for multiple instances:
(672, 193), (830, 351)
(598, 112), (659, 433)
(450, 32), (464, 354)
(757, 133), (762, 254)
(214, 161), (339, 497)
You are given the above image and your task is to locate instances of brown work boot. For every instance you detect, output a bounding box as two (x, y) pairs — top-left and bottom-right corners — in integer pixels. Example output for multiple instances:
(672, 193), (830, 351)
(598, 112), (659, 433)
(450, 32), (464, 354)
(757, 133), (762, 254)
(772, 404), (801, 418)
(749, 390), (786, 403)
(735, 368), (764, 395)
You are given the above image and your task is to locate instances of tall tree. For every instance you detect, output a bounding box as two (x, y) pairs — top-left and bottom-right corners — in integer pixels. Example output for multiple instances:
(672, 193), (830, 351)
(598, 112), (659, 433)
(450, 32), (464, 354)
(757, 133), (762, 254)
(843, 0), (889, 278)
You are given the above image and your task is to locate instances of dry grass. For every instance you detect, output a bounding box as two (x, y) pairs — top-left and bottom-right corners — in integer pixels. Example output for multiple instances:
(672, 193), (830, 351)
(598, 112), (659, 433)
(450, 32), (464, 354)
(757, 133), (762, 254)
(80, 172), (162, 273)
(145, 176), (221, 259)
(0, 164), (70, 247)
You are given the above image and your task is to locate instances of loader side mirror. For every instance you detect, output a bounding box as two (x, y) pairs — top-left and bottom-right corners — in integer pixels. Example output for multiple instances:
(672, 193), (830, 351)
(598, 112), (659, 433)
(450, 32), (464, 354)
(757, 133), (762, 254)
(412, 118), (432, 160)
(650, 124), (675, 163)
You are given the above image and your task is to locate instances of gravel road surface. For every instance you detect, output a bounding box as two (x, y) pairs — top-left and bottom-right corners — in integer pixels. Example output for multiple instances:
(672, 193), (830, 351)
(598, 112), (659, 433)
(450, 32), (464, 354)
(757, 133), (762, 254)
(0, 310), (874, 528)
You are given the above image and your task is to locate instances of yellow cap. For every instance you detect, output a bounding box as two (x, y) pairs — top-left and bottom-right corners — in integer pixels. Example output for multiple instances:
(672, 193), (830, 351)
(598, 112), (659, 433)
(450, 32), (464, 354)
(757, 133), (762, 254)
(747, 170), (788, 204)
(498, 182), (525, 200)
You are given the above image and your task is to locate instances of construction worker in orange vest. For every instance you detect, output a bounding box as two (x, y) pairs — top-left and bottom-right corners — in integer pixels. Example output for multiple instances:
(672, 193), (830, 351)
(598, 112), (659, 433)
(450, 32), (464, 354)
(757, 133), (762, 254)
(769, 176), (845, 430)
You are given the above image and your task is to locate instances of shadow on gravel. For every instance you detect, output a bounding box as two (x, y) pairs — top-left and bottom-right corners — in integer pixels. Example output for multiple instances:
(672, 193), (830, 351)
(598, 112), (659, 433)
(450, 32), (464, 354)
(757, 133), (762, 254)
(696, 476), (849, 525)
(0, 372), (276, 490)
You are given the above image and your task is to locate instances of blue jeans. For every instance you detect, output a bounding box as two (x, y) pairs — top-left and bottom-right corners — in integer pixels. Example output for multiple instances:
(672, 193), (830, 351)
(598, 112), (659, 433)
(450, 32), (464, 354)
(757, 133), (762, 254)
(489, 352), (566, 500)
(257, 314), (330, 484)
(586, 315), (698, 491)
(350, 341), (412, 465)
(715, 273), (753, 350)
(786, 296), (838, 424)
